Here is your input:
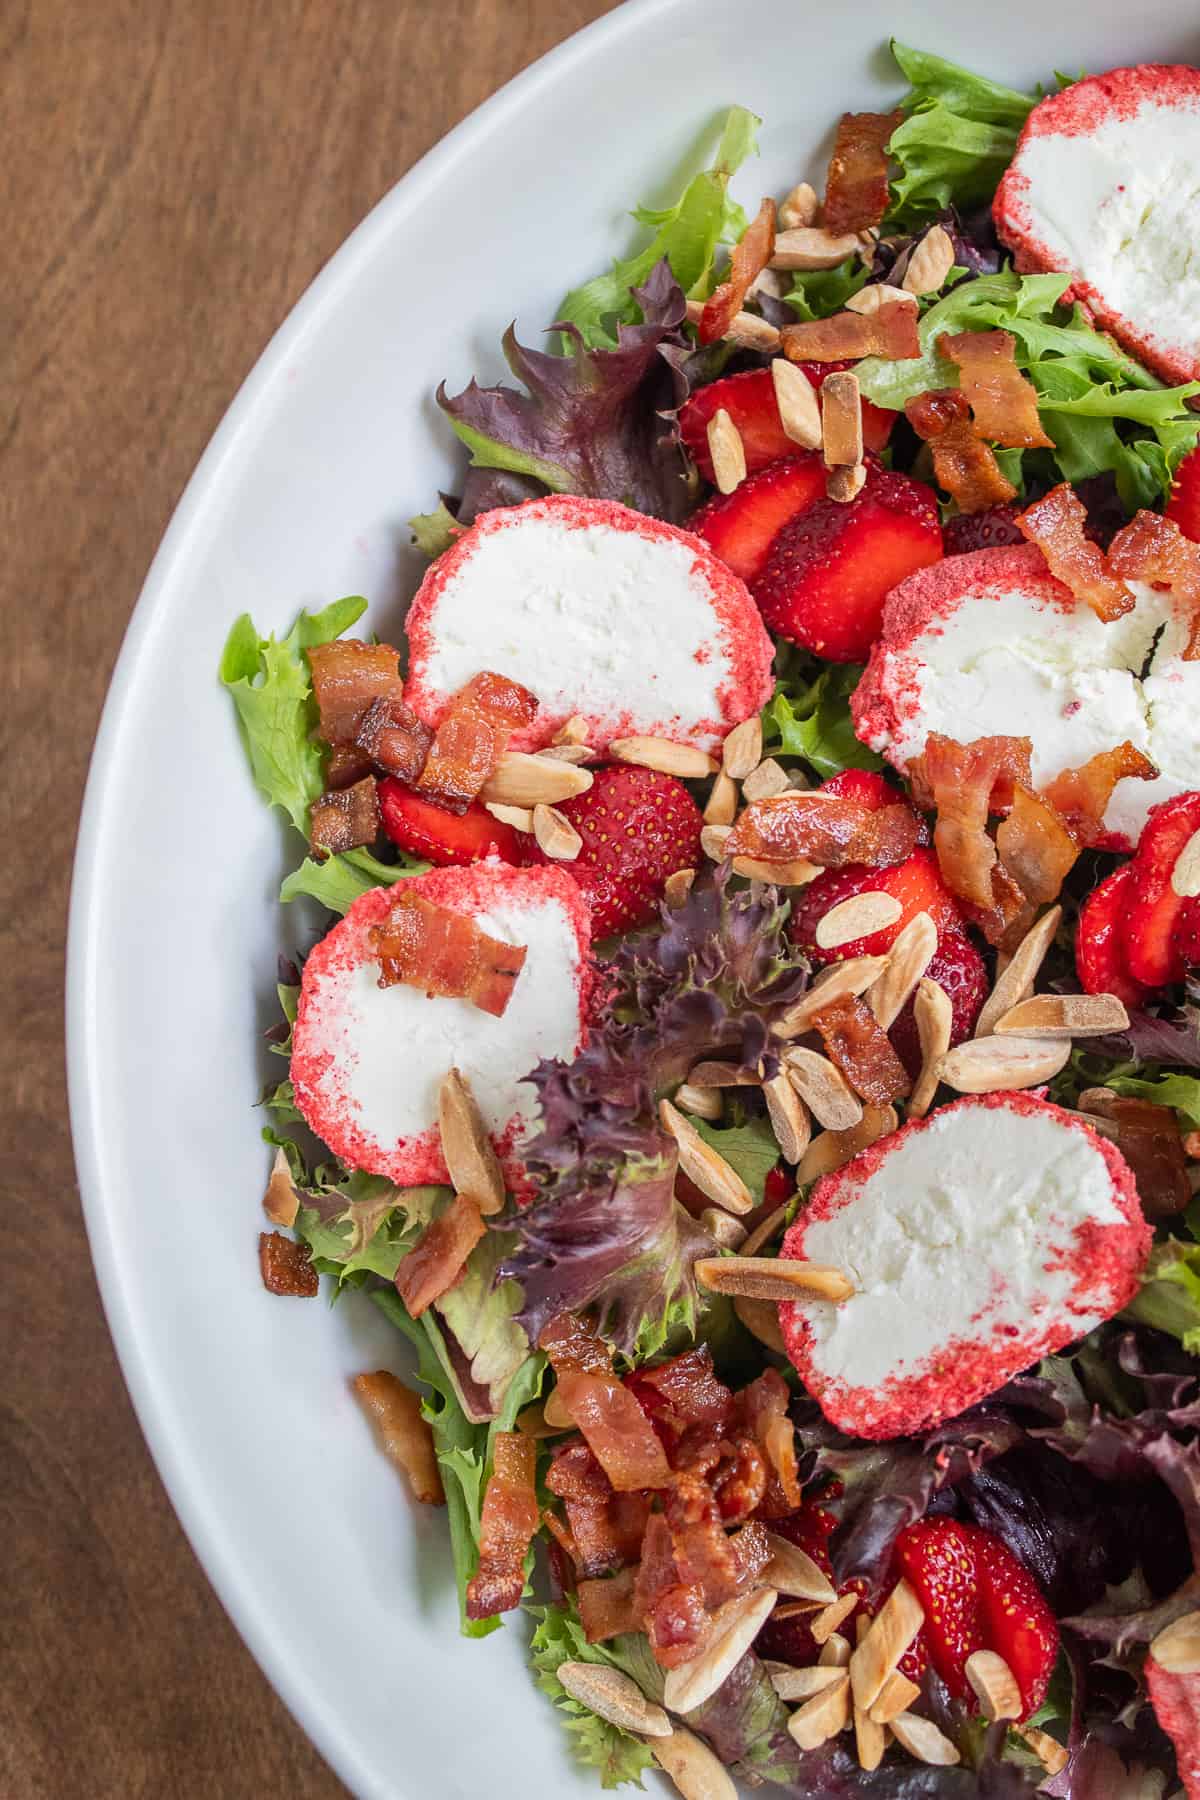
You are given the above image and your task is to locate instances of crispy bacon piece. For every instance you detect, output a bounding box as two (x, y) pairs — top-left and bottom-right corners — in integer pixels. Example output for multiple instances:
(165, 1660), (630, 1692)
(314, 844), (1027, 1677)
(963, 864), (1037, 950)
(418, 671), (539, 812)
(354, 695), (433, 782)
(726, 792), (919, 870)
(906, 388), (968, 439)
(735, 1368), (803, 1514)
(634, 1515), (711, 1667)
(310, 775), (380, 853)
(1080, 1093), (1191, 1219)
(258, 1231), (318, 1297)
(465, 1431), (539, 1619)
(393, 1193), (485, 1318)
(811, 993), (912, 1104)
(665, 1475), (743, 1608)
(823, 110), (902, 234)
(352, 1370), (444, 1504)
(781, 302), (920, 364)
(1041, 743), (1158, 845)
(578, 1566), (644, 1642)
(369, 890), (527, 1016)
(1017, 484), (1134, 621)
(1109, 509), (1200, 658)
(941, 330), (1052, 450)
(563, 1492), (654, 1579)
(711, 1437), (768, 1525)
(546, 1440), (612, 1502)
(540, 1314), (674, 1493)
(325, 744), (374, 789)
(308, 639), (405, 746)
(700, 197), (776, 344)
(998, 744), (1157, 905)
(730, 1519), (772, 1589)
(905, 387), (1017, 514)
(540, 1312), (615, 1376)
(907, 733), (1032, 911)
(627, 1347), (734, 1430)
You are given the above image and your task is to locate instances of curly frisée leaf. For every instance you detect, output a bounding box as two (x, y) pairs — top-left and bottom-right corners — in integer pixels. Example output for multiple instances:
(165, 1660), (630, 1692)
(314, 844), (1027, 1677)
(1125, 1241), (1200, 1354)
(886, 41), (1036, 227)
(762, 658), (882, 779)
(279, 845), (425, 913)
(528, 1603), (657, 1790)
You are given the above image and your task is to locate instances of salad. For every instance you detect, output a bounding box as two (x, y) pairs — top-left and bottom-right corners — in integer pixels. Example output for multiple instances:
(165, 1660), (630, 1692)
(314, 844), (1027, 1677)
(222, 41), (1200, 1798)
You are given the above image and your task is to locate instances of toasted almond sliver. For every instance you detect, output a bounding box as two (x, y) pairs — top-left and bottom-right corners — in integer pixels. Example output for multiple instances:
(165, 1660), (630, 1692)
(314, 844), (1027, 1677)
(557, 1661), (672, 1738)
(939, 1034), (1071, 1094)
(740, 1200), (792, 1258)
(660, 1099), (754, 1215)
(438, 1067), (506, 1215)
(352, 1371), (444, 1504)
(663, 1587), (779, 1714)
(734, 1294), (787, 1352)
(771, 358), (823, 450)
(702, 824), (734, 861)
(485, 801), (534, 831)
(827, 464), (867, 503)
(610, 736), (718, 779)
(482, 752), (593, 808)
(964, 1649), (1022, 1722)
(889, 1712), (960, 1766)
(696, 1256), (854, 1303)
(779, 180), (819, 230)
(795, 1105), (897, 1185)
(853, 1613), (888, 1773)
(821, 371), (863, 469)
(902, 223), (955, 296)
(770, 1600), (822, 1623)
(534, 741), (595, 766)
(770, 1665), (844, 1702)
(762, 1529), (838, 1603)
(774, 956), (890, 1036)
(867, 910), (938, 1030)
(1173, 829), (1200, 897)
(994, 992), (1130, 1038)
(810, 1591), (859, 1644)
(868, 1670), (921, 1724)
(704, 769), (739, 827)
(674, 1081), (723, 1121)
(650, 1725), (739, 1800)
(846, 283), (918, 316)
(1014, 1726), (1069, 1778)
(532, 802), (582, 861)
(514, 1401), (565, 1439)
(909, 977), (953, 1119)
(815, 891), (903, 950)
(974, 905), (1062, 1038)
(819, 1632), (853, 1668)
(542, 1387), (573, 1430)
(722, 715), (763, 780)
(783, 1047), (864, 1130)
(764, 1073), (812, 1165)
(732, 854), (820, 886)
(553, 713), (589, 747)
(263, 1147), (301, 1227)
(699, 1207), (747, 1249)
(687, 1060), (761, 1088)
(787, 1674), (852, 1750)
(686, 297), (781, 353)
(1151, 1609), (1200, 1674)
(849, 1578), (925, 1712)
(742, 757), (792, 802)
(771, 227), (872, 270)
(707, 407), (747, 495)
(664, 867), (696, 908)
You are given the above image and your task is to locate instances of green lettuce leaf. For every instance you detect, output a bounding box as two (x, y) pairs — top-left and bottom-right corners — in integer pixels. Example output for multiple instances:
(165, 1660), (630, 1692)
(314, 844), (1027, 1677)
(557, 106), (760, 349)
(1101, 1069), (1200, 1131)
(434, 1230), (530, 1415)
(784, 259), (870, 323)
(528, 1603), (657, 1789)
(294, 1177), (444, 1287)
(761, 660), (881, 779)
(886, 40), (1035, 226)
(690, 1114), (780, 1206)
(279, 845), (424, 912)
(1124, 1240), (1200, 1354)
(409, 498), (462, 559)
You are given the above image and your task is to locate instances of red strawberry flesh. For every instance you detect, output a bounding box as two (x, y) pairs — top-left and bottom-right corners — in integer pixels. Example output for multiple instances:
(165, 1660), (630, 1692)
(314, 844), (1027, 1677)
(790, 846), (962, 963)
(378, 779), (521, 867)
(942, 503), (1025, 556)
(692, 455), (827, 585)
(1167, 445), (1200, 545)
(680, 366), (893, 485)
(1124, 792), (1200, 989)
(1076, 862), (1149, 1008)
(888, 929), (988, 1077)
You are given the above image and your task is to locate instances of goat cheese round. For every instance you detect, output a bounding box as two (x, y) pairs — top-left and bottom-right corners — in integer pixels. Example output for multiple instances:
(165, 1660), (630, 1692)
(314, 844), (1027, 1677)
(290, 862), (593, 1186)
(404, 494), (775, 754)
(779, 1092), (1149, 1440)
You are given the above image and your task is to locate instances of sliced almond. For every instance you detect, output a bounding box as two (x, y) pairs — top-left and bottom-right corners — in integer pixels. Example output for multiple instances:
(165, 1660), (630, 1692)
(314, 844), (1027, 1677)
(734, 1295), (786, 1352)
(827, 463), (867, 503)
(821, 370), (863, 469)
(762, 1529), (838, 1603)
(771, 227), (873, 270)
(687, 1060), (761, 1088)
(660, 1099), (754, 1215)
(746, 266), (790, 303)
(731, 854), (820, 886)
(699, 1207), (747, 1249)
(263, 1147), (300, 1227)
(534, 741), (594, 766)
(663, 1587), (779, 1714)
(783, 1047), (864, 1130)
(769, 1665), (843, 1702)
(532, 802), (582, 862)
(810, 1591), (859, 1643)
(707, 407), (747, 495)
(994, 992), (1130, 1038)
(779, 180), (819, 230)
(543, 1387), (573, 1430)
(438, 1067), (506, 1215)
(674, 1081), (723, 1121)
(868, 1670), (921, 1724)
(485, 800), (534, 831)
(939, 1034), (1071, 1094)
(867, 910), (938, 1030)
(889, 1712), (960, 1766)
(514, 1401), (565, 1439)
(742, 757), (792, 803)
(696, 1256), (854, 1303)
(740, 1200), (792, 1258)
(846, 283), (918, 316)
(722, 715), (763, 780)
(1151, 1609), (1200, 1674)
(902, 223), (955, 296)
(773, 956), (889, 1036)
(685, 297), (781, 353)
(853, 1613), (888, 1773)
(974, 904), (1062, 1038)
(787, 1674), (851, 1750)
(908, 977), (952, 1119)
(819, 1632), (852, 1669)
(849, 1578), (925, 1712)
(702, 824), (734, 862)
(553, 713), (589, 747)
(769, 1601), (822, 1623)
(1172, 829), (1200, 897)
(1013, 1725), (1069, 1777)
(556, 1662), (672, 1737)
(795, 1105), (897, 1185)
(704, 769), (739, 827)
(964, 1649), (1021, 1722)
(611, 736), (718, 779)
(771, 358), (822, 450)
(764, 1073), (812, 1165)
(664, 867), (696, 908)
(650, 1726), (739, 1800)
(815, 891), (903, 950)
(482, 752), (593, 808)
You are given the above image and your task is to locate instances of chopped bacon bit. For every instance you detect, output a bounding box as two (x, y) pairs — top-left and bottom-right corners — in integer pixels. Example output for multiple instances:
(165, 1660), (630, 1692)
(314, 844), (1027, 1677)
(906, 387), (970, 439)
(1079, 1093), (1191, 1219)
(369, 890), (527, 1016)
(352, 1370), (444, 1504)
(782, 302), (920, 364)
(579, 1566), (644, 1642)
(735, 1368), (804, 1513)
(726, 792), (919, 870)
(1109, 509), (1200, 658)
(730, 1518), (773, 1589)
(907, 733), (1032, 911)
(1017, 484), (1135, 622)
(308, 639), (406, 747)
(546, 1440), (612, 1502)
(310, 775), (380, 853)
(811, 992), (912, 1104)
(325, 744), (374, 789)
(540, 1312), (616, 1376)
(905, 388), (1017, 514)
(563, 1491), (654, 1579)
(711, 1437), (768, 1524)
(700, 198), (777, 345)
(962, 864), (1037, 950)
(940, 330), (1052, 450)
(995, 785), (1079, 907)
(392, 1192), (485, 1318)
(666, 1474), (743, 1608)
(258, 1231), (318, 1297)
(466, 1431), (539, 1619)
(627, 1347), (734, 1429)
(823, 111), (902, 234)
(1041, 742), (1158, 846)
(646, 1581), (712, 1666)
(554, 1368), (675, 1493)
(542, 1506), (580, 1571)
(418, 671), (539, 812)
(354, 695), (433, 783)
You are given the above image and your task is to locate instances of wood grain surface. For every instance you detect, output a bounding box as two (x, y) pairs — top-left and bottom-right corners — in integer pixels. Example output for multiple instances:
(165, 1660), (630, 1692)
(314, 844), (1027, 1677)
(0, 3), (615, 1794)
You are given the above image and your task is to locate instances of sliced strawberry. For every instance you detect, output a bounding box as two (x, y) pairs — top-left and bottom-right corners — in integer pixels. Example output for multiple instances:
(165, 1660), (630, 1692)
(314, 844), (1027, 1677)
(763, 1163), (794, 1208)
(893, 1517), (1058, 1720)
(754, 468), (942, 663)
(792, 360), (896, 456)
(1124, 792), (1200, 989)
(1176, 899), (1200, 972)
(1076, 863), (1149, 1008)
(790, 847), (962, 963)
(819, 769), (931, 845)
(521, 764), (702, 938)
(942, 503), (1025, 556)
(680, 366), (892, 486)
(1147, 1653), (1200, 1797)
(888, 930), (989, 1077)
(378, 778), (521, 866)
(692, 455), (827, 585)
(1167, 446), (1200, 544)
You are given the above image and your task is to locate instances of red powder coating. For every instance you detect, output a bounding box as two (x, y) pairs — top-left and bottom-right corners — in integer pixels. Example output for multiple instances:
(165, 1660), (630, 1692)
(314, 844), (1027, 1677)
(403, 494), (775, 753)
(994, 66), (1200, 385)
(1147, 1654), (1200, 1798)
(290, 861), (594, 1187)
(778, 1092), (1150, 1439)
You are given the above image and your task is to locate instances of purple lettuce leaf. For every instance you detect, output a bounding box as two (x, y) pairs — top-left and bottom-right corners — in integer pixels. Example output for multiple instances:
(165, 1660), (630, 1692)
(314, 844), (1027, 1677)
(682, 1650), (800, 1785)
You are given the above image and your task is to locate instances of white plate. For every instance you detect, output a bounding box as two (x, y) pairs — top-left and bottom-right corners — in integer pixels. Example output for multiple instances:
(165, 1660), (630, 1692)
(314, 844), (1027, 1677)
(67, 1), (1200, 1794)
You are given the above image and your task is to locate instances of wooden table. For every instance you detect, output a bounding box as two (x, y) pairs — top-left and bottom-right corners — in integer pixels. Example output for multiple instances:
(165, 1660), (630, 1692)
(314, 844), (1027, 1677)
(1, 4), (614, 1792)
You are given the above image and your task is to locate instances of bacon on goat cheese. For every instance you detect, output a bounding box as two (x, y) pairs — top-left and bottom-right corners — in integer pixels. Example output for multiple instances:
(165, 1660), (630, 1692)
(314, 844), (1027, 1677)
(851, 544), (1200, 847)
(404, 495), (775, 755)
(779, 1093), (1149, 1440)
(994, 65), (1200, 385)
(290, 862), (593, 1186)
